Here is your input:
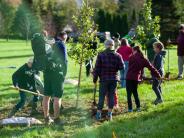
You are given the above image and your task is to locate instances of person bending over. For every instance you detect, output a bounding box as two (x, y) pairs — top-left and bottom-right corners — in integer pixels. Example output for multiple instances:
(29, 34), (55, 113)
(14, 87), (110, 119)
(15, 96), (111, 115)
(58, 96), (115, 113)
(9, 58), (39, 117)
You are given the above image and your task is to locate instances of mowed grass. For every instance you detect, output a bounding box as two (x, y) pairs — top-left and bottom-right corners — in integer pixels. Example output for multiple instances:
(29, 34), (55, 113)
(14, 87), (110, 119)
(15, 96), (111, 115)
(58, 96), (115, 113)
(0, 39), (184, 138)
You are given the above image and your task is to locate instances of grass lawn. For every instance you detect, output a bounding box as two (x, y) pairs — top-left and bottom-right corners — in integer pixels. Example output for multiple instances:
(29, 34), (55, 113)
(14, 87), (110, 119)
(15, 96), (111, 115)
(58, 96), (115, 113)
(0, 39), (184, 138)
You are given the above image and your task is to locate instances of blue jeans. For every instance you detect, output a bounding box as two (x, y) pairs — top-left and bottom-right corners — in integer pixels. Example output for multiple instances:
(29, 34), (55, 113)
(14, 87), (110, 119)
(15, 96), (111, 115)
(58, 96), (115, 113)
(120, 61), (129, 88)
(15, 89), (39, 110)
(152, 79), (162, 100)
(98, 81), (117, 110)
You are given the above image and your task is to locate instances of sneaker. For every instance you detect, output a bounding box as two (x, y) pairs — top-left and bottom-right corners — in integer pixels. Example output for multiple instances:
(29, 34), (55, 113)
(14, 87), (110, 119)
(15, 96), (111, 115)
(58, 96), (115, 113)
(96, 112), (101, 121)
(128, 109), (133, 112)
(177, 76), (183, 80)
(8, 107), (18, 118)
(154, 98), (163, 105)
(44, 116), (54, 125)
(54, 117), (65, 125)
(137, 108), (141, 112)
(107, 112), (113, 121)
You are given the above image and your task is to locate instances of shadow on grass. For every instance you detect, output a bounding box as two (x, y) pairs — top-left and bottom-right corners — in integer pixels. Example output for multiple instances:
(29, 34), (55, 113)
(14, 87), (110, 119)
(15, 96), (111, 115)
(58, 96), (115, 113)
(0, 54), (33, 60)
(72, 101), (184, 138)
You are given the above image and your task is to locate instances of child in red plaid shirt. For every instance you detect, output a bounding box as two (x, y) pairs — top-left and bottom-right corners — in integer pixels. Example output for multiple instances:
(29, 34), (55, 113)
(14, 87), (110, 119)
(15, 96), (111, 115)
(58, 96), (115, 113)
(93, 39), (124, 121)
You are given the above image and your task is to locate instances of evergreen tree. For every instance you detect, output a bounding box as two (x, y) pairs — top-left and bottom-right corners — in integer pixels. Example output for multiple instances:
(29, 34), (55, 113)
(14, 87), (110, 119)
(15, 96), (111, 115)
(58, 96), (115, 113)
(152, 0), (180, 40)
(96, 9), (106, 32)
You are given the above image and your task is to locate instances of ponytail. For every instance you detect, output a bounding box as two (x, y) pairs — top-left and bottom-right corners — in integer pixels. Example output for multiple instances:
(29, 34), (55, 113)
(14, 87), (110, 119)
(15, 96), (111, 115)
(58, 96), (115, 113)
(133, 46), (144, 57)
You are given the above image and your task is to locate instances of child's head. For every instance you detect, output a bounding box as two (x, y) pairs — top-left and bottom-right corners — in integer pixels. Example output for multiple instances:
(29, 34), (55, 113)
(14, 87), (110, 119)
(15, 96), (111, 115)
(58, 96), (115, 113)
(153, 42), (164, 53)
(121, 38), (129, 46)
(133, 46), (144, 57)
(104, 39), (115, 49)
(27, 57), (34, 68)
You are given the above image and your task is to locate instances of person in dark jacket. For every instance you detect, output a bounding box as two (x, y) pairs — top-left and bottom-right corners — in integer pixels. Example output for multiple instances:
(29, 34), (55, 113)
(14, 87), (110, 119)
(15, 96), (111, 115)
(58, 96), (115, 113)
(8, 58), (39, 117)
(126, 46), (161, 112)
(146, 36), (160, 63)
(93, 39), (125, 121)
(152, 42), (166, 105)
(42, 31), (68, 125)
(169, 24), (184, 79)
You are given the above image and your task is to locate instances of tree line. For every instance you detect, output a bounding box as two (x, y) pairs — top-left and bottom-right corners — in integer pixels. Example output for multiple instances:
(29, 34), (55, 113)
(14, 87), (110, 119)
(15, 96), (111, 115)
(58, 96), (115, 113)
(0, 0), (183, 41)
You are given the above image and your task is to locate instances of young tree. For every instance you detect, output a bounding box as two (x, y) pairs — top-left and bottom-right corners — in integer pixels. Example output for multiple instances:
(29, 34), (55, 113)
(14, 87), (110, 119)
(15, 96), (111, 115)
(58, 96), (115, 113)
(136, 0), (160, 46)
(69, 0), (99, 107)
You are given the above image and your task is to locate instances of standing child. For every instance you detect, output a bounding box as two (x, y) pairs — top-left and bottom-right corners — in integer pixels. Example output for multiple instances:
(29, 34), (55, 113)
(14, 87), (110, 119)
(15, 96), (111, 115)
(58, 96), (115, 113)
(152, 42), (166, 105)
(8, 58), (39, 117)
(126, 46), (161, 112)
(117, 38), (133, 88)
(93, 39), (124, 121)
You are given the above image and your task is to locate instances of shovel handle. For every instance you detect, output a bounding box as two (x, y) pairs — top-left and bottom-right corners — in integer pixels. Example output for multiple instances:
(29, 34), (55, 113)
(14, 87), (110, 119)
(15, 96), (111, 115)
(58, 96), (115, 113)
(10, 86), (44, 97)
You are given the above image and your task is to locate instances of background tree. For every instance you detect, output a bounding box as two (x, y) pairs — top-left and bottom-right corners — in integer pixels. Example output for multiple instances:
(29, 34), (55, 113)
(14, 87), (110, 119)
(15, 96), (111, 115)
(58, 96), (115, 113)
(152, 0), (180, 41)
(12, 1), (42, 43)
(136, 0), (160, 47)
(68, 0), (99, 107)
(0, 0), (17, 41)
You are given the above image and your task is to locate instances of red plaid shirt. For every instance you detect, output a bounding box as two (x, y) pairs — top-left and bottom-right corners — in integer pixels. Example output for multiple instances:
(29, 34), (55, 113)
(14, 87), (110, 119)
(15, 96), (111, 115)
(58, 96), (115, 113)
(93, 49), (124, 83)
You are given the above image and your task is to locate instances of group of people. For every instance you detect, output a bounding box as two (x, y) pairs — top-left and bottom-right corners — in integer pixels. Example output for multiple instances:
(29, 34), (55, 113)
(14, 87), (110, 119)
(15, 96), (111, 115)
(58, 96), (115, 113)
(8, 24), (184, 123)
(93, 24), (184, 121)
(9, 31), (68, 125)
(93, 37), (165, 121)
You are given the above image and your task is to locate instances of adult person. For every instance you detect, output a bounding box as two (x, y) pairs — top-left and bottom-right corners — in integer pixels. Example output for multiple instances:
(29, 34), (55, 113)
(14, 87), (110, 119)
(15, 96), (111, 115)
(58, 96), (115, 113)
(146, 35), (160, 63)
(117, 38), (133, 88)
(8, 58), (39, 117)
(42, 31), (68, 125)
(169, 24), (184, 80)
(93, 39), (124, 121)
(126, 46), (161, 112)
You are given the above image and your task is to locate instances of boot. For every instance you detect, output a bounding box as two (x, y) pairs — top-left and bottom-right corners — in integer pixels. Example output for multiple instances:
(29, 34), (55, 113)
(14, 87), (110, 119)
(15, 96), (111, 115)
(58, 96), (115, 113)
(96, 111), (102, 121)
(154, 98), (163, 105)
(107, 112), (113, 121)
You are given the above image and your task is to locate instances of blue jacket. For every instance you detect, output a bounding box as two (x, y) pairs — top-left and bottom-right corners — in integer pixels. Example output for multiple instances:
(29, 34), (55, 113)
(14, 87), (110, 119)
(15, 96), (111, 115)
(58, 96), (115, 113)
(153, 51), (166, 77)
(54, 38), (68, 77)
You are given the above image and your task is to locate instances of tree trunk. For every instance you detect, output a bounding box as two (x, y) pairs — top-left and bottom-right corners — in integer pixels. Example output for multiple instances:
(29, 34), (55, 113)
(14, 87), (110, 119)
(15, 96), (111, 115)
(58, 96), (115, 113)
(76, 45), (84, 108)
